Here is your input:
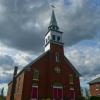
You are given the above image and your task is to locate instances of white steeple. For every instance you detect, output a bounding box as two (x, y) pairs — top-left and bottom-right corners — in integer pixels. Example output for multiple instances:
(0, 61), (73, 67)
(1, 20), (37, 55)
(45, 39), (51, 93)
(44, 10), (63, 52)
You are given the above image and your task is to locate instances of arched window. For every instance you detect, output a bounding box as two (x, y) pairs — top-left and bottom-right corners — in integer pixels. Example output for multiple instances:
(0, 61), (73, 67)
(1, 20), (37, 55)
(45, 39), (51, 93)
(56, 52), (60, 62)
(33, 69), (39, 80)
(69, 74), (74, 84)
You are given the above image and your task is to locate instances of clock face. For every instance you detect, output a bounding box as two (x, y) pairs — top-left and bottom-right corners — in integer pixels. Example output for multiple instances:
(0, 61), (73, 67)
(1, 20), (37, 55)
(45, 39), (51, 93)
(54, 66), (61, 73)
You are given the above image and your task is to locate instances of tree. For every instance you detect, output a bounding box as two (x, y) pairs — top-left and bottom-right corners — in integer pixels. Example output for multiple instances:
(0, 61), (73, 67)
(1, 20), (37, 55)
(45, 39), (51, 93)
(85, 88), (90, 100)
(0, 88), (4, 100)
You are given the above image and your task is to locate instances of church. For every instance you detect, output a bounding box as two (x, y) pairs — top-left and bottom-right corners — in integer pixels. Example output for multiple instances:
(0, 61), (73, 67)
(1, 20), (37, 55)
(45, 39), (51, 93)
(6, 10), (81, 100)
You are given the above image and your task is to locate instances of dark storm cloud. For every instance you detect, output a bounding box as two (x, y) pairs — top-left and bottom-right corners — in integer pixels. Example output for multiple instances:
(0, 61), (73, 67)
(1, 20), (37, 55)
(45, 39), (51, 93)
(0, 55), (14, 66)
(0, 0), (100, 53)
(0, 55), (15, 70)
(61, 0), (100, 46)
(0, 0), (49, 53)
(0, 72), (12, 84)
(65, 42), (100, 78)
(78, 65), (100, 77)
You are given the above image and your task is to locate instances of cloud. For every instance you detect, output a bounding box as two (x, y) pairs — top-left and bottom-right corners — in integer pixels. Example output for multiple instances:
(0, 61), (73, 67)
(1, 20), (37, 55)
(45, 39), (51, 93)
(0, 44), (36, 95)
(0, 55), (14, 66)
(0, 0), (100, 95)
(0, 72), (12, 84)
(0, 0), (99, 53)
(65, 40), (100, 79)
(0, 43), (35, 70)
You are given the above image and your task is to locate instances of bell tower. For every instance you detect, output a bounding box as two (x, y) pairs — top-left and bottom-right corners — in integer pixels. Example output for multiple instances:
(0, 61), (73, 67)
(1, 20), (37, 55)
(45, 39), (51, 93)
(45, 10), (63, 52)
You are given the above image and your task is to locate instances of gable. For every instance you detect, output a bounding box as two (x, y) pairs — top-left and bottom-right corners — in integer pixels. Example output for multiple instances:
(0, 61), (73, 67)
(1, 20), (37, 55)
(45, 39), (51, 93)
(25, 50), (49, 69)
(64, 56), (80, 77)
(8, 51), (50, 85)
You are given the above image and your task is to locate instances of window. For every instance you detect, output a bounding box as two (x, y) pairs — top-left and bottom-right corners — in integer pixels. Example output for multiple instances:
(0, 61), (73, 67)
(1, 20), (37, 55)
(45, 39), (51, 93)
(69, 74), (74, 84)
(33, 69), (39, 80)
(57, 36), (60, 42)
(54, 66), (61, 74)
(52, 35), (55, 40)
(56, 52), (60, 62)
(69, 86), (74, 90)
(46, 39), (47, 43)
(48, 36), (50, 41)
(96, 84), (100, 91)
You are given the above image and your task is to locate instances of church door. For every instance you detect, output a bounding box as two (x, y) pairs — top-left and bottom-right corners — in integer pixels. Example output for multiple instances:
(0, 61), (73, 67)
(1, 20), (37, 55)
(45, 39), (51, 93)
(31, 86), (38, 99)
(53, 86), (63, 100)
(69, 91), (75, 100)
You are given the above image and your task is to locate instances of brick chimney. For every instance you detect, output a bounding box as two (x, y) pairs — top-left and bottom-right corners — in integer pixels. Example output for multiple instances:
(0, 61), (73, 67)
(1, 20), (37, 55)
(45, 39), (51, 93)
(10, 66), (18, 100)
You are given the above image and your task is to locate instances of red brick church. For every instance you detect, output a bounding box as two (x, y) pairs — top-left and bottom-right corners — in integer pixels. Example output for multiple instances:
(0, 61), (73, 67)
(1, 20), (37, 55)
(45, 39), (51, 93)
(6, 10), (81, 100)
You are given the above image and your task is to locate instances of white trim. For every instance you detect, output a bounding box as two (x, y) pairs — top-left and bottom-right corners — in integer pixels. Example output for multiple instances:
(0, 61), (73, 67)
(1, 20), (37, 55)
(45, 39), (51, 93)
(32, 86), (38, 88)
(32, 79), (39, 81)
(53, 86), (63, 89)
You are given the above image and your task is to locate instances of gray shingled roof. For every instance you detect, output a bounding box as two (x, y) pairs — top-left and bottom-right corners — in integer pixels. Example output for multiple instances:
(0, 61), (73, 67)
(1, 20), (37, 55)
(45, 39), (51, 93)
(49, 10), (58, 27)
(89, 77), (100, 84)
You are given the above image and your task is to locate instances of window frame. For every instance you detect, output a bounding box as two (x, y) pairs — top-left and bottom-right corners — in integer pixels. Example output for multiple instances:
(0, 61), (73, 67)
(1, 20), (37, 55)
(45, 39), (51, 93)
(33, 69), (39, 80)
(56, 52), (60, 63)
(52, 35), (55, 41)
(57, 36), (60, 42)
(96, 84), (100, 91)
(69, 74), (74, 85)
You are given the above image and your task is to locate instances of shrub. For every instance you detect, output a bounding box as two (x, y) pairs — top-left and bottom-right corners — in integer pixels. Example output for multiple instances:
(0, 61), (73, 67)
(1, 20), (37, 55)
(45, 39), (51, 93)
(90, 96), (100, 100)
(77, 96), (86, 100)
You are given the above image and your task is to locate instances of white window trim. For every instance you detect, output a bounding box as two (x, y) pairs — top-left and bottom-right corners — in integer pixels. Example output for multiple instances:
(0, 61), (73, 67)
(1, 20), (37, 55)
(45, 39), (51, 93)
(96, 84), (100, 91)
(33, 79), (39, 81)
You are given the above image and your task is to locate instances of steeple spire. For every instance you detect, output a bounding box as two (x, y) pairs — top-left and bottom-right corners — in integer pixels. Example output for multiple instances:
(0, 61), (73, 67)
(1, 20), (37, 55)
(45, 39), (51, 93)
(45, 9), (63, 52)
(48, 10), (59, 31)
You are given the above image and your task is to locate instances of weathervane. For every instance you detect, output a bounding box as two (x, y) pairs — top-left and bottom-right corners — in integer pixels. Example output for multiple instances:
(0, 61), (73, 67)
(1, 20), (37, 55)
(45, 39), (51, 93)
(50, 4), (56, 9)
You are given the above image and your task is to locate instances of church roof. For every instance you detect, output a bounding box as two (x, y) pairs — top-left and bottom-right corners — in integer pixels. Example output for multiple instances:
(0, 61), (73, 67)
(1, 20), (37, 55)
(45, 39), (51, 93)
(9, 51), (80, 85)
(89, 77), (100, 84)
(8, 51), (49, 85)
(24, 50), (49, 69)
(49, 10), (58, 27)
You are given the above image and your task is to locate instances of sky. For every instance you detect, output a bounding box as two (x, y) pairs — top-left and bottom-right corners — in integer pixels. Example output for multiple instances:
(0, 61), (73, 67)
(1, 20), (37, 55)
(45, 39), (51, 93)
(0, 0), (100, 95)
